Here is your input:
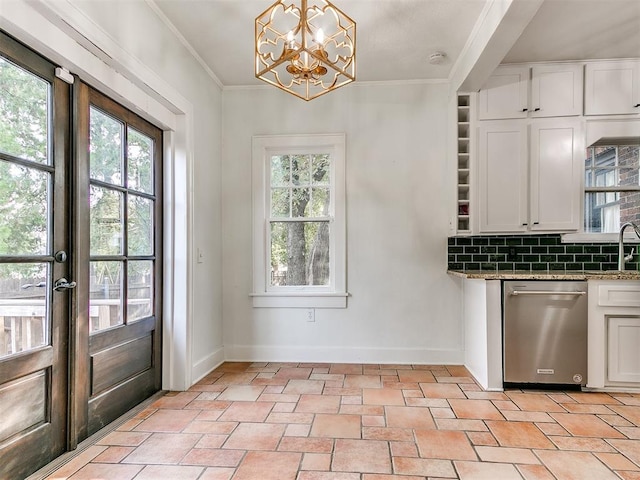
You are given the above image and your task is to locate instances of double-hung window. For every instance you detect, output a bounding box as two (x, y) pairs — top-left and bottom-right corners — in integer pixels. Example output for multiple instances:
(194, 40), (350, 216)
(584, 145), (640, 234)
(252, 134), (347, 308)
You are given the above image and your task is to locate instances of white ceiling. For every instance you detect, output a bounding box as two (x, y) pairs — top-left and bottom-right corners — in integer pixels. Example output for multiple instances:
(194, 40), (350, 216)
(151, 0), (640, 87)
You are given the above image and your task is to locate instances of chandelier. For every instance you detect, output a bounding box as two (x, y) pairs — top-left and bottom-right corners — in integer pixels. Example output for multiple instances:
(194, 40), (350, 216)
(255, 0), (356, 101)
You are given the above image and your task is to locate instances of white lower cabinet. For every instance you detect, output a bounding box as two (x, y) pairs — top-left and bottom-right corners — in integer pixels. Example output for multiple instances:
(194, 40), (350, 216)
(478, 119), (582, 233)
(588, 280), (640, 389)
(608, 316), (640, 383)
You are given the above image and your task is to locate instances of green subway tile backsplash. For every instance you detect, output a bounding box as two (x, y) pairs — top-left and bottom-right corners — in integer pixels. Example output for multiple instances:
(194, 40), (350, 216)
(447, 234), (639, 272)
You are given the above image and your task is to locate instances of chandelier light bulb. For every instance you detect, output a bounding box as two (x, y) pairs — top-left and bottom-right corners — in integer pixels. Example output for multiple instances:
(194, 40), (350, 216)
(315, 28), (324, 44)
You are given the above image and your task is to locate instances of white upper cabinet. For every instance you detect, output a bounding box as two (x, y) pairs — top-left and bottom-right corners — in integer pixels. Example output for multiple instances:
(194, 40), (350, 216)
(478, 66), (529, 120)
(584, 60), (640, 115)
(478, 122), (528, 232)
(529, 120), (582, 231)
(478, 119), (582, 233)
(531, 64), (583, 117)
(479, 64), (583, 120)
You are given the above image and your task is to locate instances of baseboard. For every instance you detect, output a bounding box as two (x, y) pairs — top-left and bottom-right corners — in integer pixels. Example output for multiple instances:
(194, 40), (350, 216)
(224, 344), (463, 365)
(191, 346), (225, 384)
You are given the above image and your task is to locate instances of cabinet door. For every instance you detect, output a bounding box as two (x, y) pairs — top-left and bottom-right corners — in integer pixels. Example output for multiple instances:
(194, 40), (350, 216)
(478, 122), (528, 232)
(478, 66), (529, 120)
(608, 316), (640, 383)
(531, 64), (583, 117)
(585, 61), (640, 115)
(530, 120), (582, 231)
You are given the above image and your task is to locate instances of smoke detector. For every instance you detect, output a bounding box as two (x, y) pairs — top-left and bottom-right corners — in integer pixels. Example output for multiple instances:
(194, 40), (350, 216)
(428, 52), (446, 65)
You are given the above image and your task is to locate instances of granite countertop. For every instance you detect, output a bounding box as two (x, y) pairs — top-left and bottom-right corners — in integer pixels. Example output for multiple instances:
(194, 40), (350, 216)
(447, 270), (640, 280)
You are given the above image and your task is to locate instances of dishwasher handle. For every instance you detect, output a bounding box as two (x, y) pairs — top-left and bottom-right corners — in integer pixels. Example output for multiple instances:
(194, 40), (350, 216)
(509, 290), (586, 296)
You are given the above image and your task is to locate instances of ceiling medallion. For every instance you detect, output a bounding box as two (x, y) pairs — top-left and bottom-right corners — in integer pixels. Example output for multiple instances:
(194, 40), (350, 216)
(255, 0), (356, 101)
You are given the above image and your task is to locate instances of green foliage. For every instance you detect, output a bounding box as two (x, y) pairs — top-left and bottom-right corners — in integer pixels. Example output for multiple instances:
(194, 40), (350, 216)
(269, 154), (331, 286)
(0, 57), (49, 280)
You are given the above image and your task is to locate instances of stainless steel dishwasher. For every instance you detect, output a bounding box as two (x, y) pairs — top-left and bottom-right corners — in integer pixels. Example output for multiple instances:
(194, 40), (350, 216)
(503, 281), (588, 387)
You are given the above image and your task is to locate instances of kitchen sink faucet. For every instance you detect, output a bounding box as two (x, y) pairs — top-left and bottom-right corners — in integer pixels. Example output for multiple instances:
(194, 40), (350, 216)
(618, 222), (640, 270)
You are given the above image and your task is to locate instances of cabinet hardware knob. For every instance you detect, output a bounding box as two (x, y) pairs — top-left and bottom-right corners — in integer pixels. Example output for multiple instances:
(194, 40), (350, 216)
(522, 223), (528, 226)
(534, 108), (541, 112)
(522, 108), (528, 112)
(533, 222), (540, 225)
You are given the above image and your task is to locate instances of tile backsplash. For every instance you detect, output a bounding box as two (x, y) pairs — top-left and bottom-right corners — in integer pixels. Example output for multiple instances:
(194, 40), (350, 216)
(448, 234), (639, 272)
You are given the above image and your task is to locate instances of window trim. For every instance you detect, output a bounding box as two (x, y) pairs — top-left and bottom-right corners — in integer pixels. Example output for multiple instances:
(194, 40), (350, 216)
(251, 134), (347, 308)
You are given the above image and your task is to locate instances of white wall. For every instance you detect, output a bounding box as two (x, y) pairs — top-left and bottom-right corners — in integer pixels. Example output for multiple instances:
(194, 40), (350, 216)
(222, 82), (464, 364)
(67, 0), (225, 383)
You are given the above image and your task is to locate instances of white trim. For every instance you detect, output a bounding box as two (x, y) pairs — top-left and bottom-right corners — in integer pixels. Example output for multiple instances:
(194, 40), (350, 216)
(191, 347), (225, 384)
(225, 345), (463, 365)
(251, 134), (347, 308)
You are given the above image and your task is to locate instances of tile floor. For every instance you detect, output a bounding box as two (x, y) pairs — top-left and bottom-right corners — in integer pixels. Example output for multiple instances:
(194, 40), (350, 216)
(45, 362), (640, 480)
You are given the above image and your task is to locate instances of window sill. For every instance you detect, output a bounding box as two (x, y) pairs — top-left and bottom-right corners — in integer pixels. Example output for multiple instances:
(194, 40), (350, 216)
(250, 292), (349, 308)
(562, 232), (640, 244)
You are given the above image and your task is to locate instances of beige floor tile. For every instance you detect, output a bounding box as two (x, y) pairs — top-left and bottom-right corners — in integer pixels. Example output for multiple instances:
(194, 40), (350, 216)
(594, 452), (640, 471)
(179, 448), (245, 467)
(434, 418), (488, 431)
(277, 436), (334, 453)
(122, 433), (201, 464)
(216, 385), (265, 401)
(414, 429), (477, 461)
(549, 435), (616, 452)
(454, 460), (523, 480)
(475, 446), (540, 464)
(233, 451), (301, 480)
(298, 473), (360, 480)
(195, 467), (236, 480)
(506, 392), (565, 412)
(92, 446), (135, 463)
(363, 388), (406, 405)
(133, 409), (200, 432)
(301, 452), (331, 470)
(217, 401), (274, 422)
(133, 465), (204, 480)
(448, 399), (504, 421)
(344, 374), (382, 388)
(310, 414), (361, 438)
(283, 379), (325, 394)
(486, 421), (555, 449)
(332, 439), (392, 474)
(419, 383), (466, 399)
(390, 441), (419, 457)
(608, 438), (640, 465)
(274, 367), (313, 379)
(535, 450), (620, 480)
(392, 456), (456, 477)
(397, 370), (436, 383)
(222, 422), (284, 450)
(67, 463), (143, 480)
(466, 431), (498, 446)
(296, 394), (341, 413)
(609, 405), (640, 426)
(550, 412), (626, 438)
(385, 406), (435, 429)
(516, 464), (556, 480)
(567, 392), (621, 405)
(362, 426), (414, 442)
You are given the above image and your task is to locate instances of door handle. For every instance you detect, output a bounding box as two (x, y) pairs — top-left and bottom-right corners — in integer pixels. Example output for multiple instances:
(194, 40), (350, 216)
(54, 278), (77, 291)
(510, 290), (586, 296)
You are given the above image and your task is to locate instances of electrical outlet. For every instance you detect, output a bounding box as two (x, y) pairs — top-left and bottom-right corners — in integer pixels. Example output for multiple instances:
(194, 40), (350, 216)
(305, 308), (315, 322)
(507, 246), (517, 262)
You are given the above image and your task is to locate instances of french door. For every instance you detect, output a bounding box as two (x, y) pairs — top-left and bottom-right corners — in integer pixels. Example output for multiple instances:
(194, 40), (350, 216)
(74, 84), (163, 438)
(0, 33), (71, 480)
(0, 32), (162, 479)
